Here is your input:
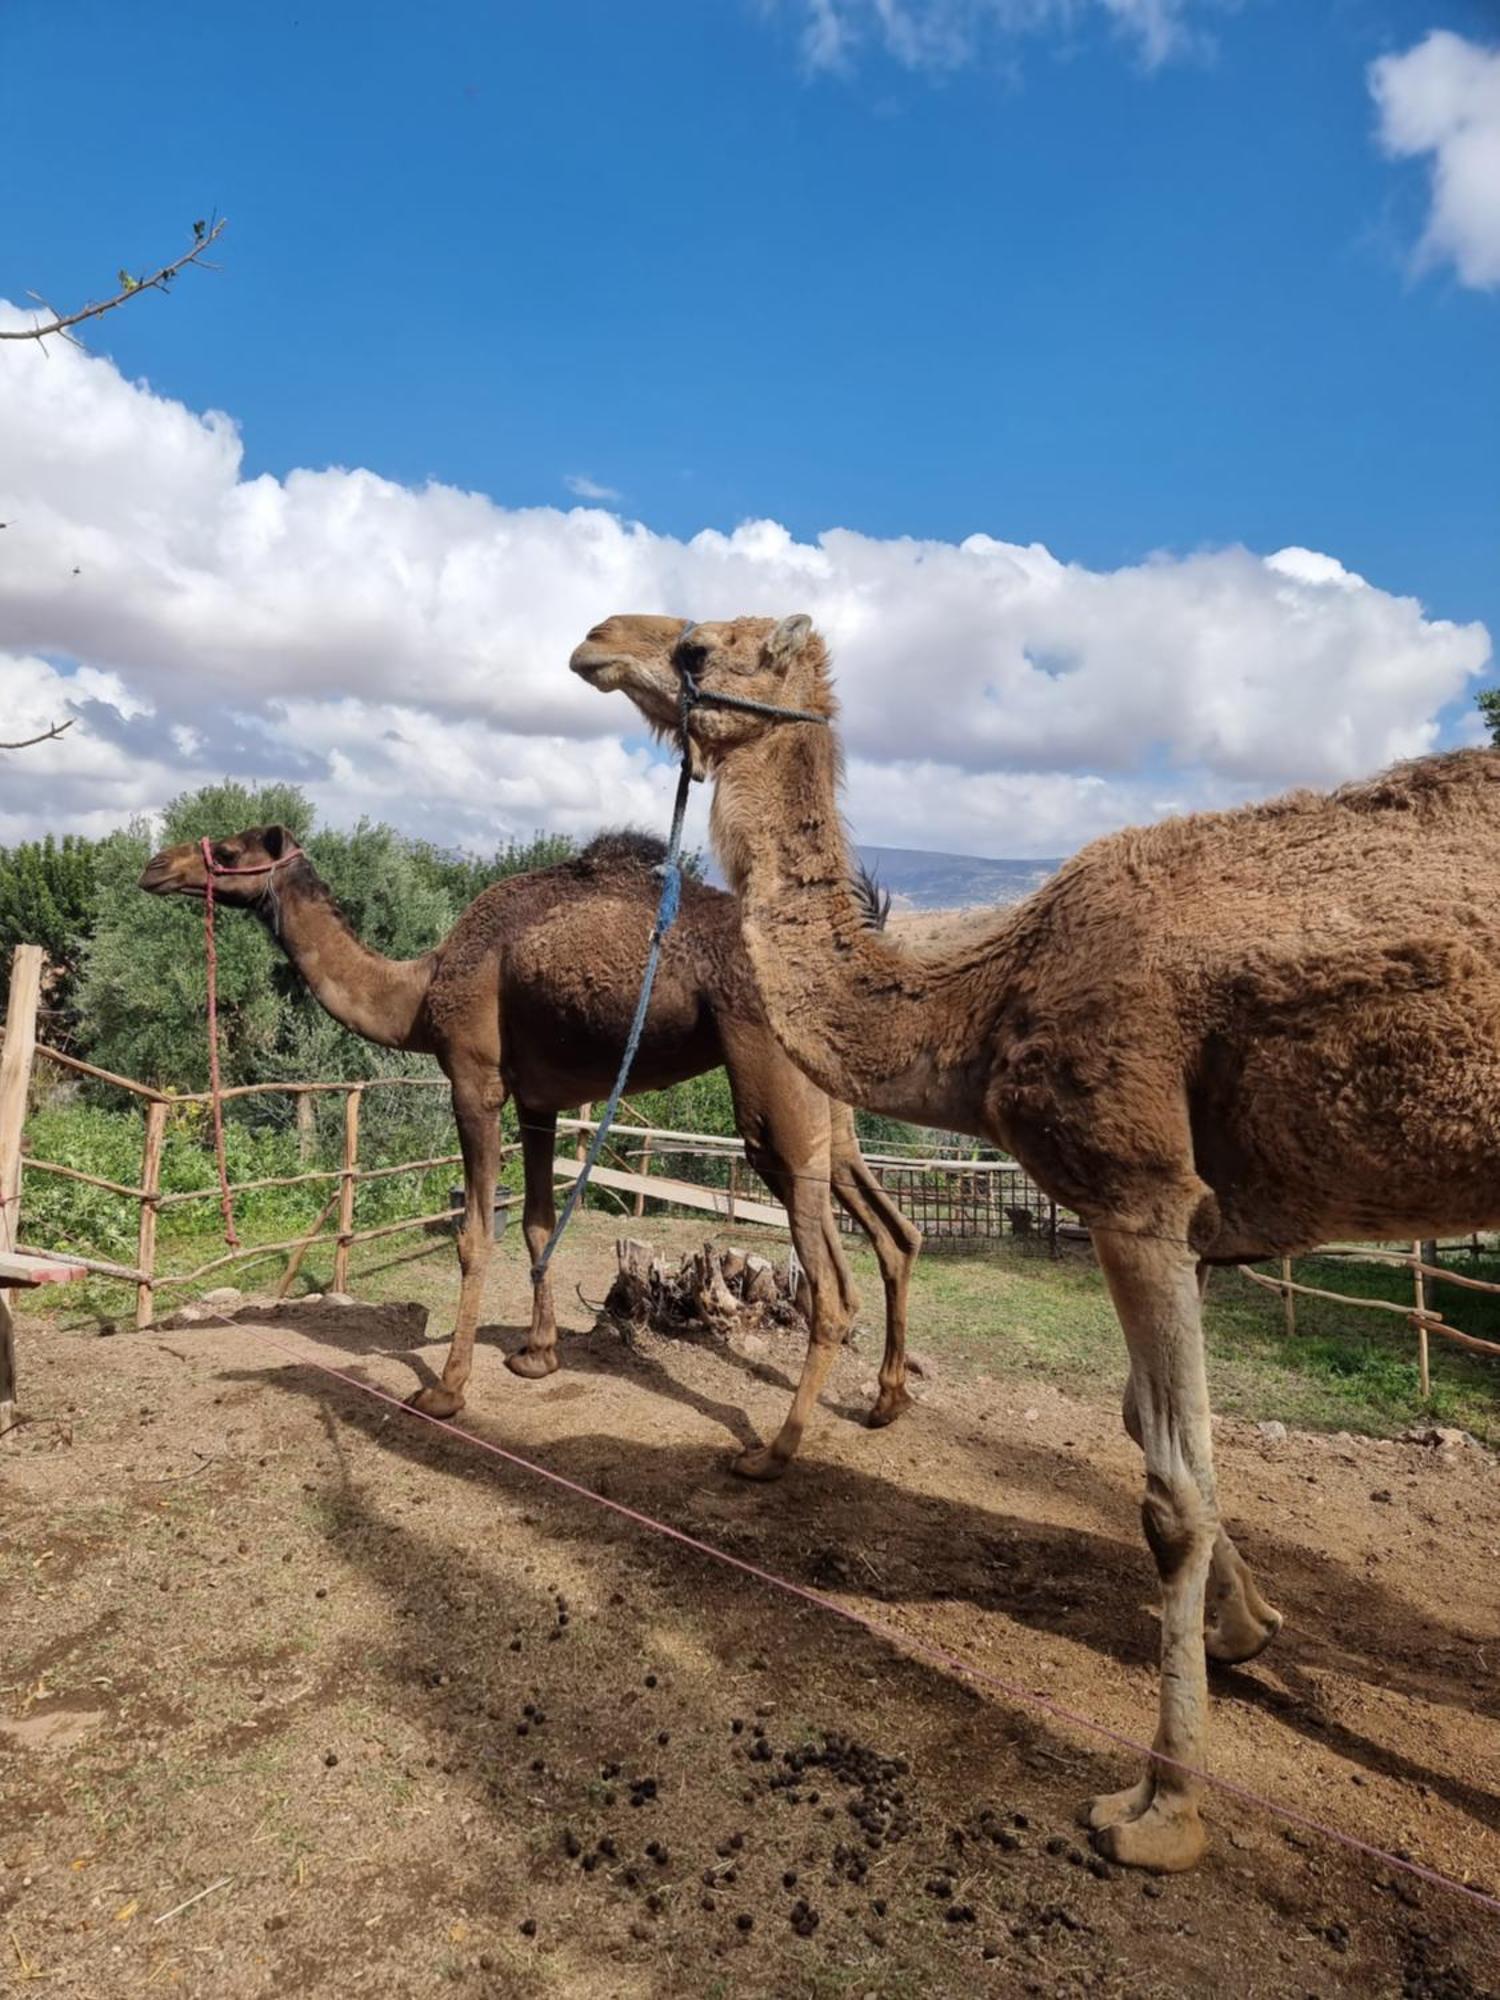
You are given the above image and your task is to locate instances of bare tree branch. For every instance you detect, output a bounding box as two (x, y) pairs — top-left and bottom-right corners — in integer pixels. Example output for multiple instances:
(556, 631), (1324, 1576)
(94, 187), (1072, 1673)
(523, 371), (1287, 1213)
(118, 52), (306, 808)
(0, 218), (228, 345)
(0, 720), (75, 751)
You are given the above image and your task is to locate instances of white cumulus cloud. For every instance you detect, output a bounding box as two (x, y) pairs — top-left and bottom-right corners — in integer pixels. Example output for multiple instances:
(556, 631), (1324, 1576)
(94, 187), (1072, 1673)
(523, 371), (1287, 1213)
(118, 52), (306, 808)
(0, 313), (1489, 861)
(1371, 29), (1500, 290)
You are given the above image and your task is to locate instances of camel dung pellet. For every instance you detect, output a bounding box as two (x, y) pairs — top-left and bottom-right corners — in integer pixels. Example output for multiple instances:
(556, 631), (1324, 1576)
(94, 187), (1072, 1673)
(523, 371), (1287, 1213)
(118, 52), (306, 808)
(735, 1912), (754, 1932)
(518, 1918), (536, 1938)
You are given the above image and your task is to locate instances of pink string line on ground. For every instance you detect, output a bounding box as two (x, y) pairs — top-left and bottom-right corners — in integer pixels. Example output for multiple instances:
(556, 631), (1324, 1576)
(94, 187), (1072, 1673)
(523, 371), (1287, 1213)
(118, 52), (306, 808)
(250, 1327), (1500, 1922)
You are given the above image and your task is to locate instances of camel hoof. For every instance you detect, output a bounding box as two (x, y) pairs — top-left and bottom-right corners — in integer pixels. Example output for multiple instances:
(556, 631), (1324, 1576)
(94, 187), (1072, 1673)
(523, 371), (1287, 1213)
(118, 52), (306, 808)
(407, 1384), (464, 1420)
(506, 1347), (560, 1380)
(866, 1384), (913, 1429)
(732, 1444), (790, 1483)
(1087, 1791), (1208, 1873)
(1206, 1601), (1283, 1667)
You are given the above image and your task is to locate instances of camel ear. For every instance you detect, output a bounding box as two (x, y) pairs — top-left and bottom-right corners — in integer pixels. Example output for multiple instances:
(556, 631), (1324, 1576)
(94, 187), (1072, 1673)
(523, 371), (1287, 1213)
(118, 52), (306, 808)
(767, 614), (812, 662)
(264, 826), (287, 858)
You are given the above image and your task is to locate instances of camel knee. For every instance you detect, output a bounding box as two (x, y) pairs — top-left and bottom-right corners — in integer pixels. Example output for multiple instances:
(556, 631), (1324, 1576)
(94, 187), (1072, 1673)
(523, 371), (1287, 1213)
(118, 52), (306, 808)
(1141, 1475), (1216, 1585)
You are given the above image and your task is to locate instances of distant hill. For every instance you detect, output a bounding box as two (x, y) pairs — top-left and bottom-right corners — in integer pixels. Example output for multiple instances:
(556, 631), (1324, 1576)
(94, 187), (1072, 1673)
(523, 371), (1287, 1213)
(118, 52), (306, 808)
(855, 845), (1060, 912)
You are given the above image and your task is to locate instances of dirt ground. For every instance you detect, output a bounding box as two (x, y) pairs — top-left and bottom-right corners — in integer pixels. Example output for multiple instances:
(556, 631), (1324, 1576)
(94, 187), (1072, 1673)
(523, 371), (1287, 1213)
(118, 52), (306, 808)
(3, 1215), (1498, 1999)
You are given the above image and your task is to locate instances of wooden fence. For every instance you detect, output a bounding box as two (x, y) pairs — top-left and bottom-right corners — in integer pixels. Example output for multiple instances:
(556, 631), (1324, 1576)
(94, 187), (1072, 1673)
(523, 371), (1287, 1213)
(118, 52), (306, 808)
(4, 938), (1497, 1410)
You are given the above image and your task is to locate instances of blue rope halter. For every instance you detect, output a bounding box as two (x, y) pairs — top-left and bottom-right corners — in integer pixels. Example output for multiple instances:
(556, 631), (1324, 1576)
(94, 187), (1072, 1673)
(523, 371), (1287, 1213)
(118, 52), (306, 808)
(529, 622), (828, 1287)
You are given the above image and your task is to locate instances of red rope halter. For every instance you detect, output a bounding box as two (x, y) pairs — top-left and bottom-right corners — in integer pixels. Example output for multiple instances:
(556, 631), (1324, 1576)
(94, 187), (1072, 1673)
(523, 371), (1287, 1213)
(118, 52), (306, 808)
(200, 836), (303, 1246)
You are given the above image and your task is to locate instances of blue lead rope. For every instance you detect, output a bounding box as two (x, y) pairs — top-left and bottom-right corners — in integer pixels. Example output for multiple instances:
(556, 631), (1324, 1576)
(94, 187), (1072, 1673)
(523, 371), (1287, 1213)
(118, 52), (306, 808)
(529, 741), (696, 1286)
(529, 644), (830, 1289)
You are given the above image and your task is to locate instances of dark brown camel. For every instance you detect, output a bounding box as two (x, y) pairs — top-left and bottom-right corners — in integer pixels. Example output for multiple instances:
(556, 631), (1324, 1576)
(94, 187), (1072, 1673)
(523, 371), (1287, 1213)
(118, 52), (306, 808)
(139, 827), (921, 1475)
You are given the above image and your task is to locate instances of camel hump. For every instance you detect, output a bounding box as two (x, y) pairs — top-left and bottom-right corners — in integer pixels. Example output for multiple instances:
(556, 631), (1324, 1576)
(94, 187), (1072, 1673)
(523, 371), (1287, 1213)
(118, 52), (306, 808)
(575, 828), (670, 874)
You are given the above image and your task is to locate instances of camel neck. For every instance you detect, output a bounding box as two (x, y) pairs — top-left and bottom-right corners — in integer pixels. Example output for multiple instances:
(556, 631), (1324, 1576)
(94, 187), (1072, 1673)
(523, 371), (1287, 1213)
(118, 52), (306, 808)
(708, 713), (1001, 1136)
(253, 860), (436, 1051)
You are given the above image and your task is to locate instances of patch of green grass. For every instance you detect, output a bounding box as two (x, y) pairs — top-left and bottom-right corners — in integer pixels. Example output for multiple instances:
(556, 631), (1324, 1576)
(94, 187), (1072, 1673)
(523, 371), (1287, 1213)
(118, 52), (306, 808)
(841, 1237), (1500, 1447)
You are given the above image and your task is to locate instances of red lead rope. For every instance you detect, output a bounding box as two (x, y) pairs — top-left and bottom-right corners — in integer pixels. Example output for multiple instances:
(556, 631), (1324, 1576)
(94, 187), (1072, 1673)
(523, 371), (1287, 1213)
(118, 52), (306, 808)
(199, 836), (304, 1248)
(201, 841), (238, 1247)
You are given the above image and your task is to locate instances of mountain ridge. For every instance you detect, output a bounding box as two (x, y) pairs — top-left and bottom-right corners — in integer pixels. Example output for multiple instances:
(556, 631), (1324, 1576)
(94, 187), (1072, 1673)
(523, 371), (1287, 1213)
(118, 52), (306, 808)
(855, 844), (1060, 912)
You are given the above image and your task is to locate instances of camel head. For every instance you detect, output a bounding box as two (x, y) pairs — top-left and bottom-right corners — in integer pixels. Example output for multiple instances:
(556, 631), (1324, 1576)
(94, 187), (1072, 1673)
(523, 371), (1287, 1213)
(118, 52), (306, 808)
(138, 824), (303, 906)
(570, 613), (832, 766)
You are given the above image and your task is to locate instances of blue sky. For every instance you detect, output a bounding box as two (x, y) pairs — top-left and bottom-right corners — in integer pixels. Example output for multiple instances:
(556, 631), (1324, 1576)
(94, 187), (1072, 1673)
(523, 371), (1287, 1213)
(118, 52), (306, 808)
(1, 0), (1497, 856)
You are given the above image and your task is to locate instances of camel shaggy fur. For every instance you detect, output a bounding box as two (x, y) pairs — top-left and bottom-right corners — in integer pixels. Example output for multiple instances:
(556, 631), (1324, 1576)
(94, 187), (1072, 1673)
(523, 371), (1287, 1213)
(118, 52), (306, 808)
(572, 609), (1500, 1873)
(139, 827), (920, 1475)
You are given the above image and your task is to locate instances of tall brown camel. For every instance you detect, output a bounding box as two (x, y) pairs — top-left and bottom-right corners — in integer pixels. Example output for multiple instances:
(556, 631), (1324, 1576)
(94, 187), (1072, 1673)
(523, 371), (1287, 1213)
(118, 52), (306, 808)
(573, 610), (1500, 1874)
(139, 827), (921, 1475)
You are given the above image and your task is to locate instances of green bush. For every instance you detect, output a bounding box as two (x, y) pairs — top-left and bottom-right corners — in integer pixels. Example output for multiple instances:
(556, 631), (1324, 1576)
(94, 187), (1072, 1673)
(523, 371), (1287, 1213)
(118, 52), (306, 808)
(21, 1094), (462, 1272)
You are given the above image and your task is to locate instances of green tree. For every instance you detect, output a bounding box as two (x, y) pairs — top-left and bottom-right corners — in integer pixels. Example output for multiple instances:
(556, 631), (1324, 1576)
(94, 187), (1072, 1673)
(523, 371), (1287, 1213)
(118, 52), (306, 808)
(408, 830), (579, 910)
(0, 833), (102, 1038)
(1478, 687), (1500, 745)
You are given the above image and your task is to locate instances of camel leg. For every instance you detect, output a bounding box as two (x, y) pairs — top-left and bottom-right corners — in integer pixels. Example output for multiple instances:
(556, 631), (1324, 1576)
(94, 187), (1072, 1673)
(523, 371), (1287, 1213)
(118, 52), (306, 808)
(734, 1144), (843, 1481)
(1121, 1368), (1282, 1666)
(410, 1066), (503, 1421)
(820, 1207), (860, 1324)
(508, 1106), (561, 1379)
(830, 1112), (921, 1429)
(1085, 1221), (1218, 1873)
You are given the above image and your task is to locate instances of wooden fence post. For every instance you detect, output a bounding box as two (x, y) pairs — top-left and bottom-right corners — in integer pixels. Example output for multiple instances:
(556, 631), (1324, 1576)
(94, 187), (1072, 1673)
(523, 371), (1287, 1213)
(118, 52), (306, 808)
(135, 1098), (168, 1330)
(634, 1136), (653, 1219)
(1, 945), (43, 1438)
(334, 1086), (362, 1294)
(1280, 1256), (1296, 1339)
(1413, 1238), (1430, 1402)
(575, 1106), (592, 1163)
